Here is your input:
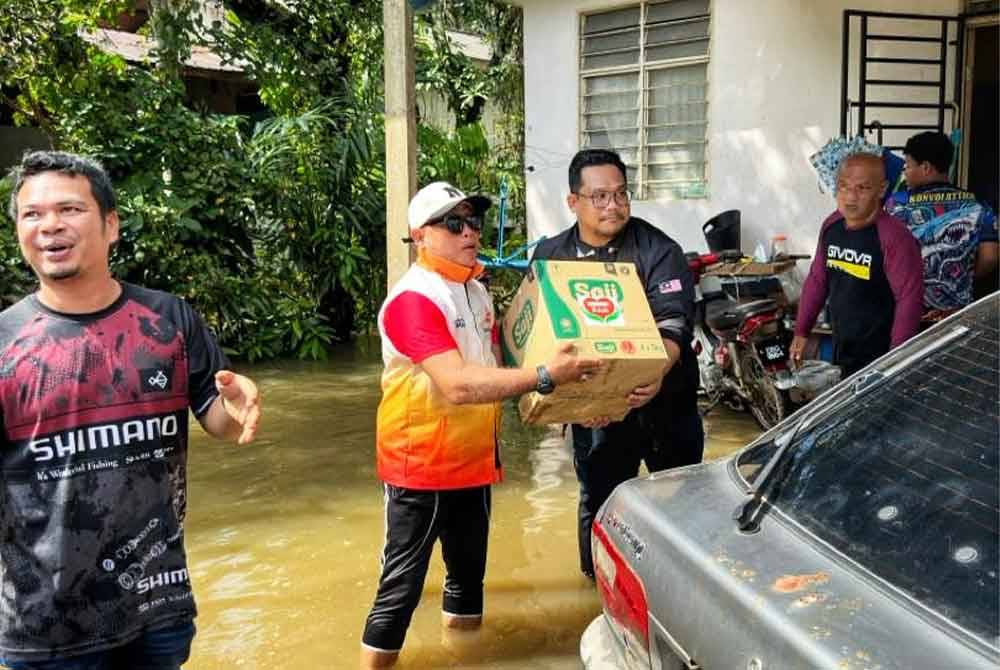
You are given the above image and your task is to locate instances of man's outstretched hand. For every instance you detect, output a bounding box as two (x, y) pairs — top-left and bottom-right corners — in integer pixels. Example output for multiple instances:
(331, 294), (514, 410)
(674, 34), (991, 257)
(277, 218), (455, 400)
(215, 370), (261, 445)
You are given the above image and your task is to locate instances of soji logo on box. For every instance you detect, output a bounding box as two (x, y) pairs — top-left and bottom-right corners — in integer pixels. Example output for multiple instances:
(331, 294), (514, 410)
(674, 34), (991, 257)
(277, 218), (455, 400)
(570, 279), (624, 325)
(512, 300), (535, 349)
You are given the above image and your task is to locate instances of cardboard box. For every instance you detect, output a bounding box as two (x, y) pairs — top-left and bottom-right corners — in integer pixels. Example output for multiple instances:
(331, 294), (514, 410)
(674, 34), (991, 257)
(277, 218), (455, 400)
(501, 260), (669, 425)
(703, 259), (797, 276)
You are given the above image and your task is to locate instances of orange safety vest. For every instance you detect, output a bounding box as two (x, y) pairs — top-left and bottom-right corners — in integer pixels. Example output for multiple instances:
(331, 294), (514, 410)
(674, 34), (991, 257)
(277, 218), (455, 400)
(375, 249), (502, 490)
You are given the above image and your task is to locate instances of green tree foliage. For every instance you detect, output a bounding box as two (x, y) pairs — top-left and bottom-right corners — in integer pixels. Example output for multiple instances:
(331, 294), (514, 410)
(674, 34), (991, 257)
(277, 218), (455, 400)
(418, 1), (523, 125)
(414, 1), (528, 308)
(245, 97), (387, 340)
(208, 1), (385, 114)
(0, 0), (525, 358)
(0, 0), (298, 358)
(0, 179), (33, 306)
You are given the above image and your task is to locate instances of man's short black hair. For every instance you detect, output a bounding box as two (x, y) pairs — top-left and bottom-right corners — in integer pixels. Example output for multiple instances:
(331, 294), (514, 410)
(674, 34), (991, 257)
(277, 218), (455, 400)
(568, 149), (628, 194)
(7, 151), (117, 220)
(904, 131), (953, 175)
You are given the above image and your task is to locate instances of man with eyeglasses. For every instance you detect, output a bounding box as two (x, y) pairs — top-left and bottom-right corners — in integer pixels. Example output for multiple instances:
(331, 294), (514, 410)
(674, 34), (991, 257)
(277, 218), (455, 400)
(531, 149), (705, 580)
(361, 181), (603, 668)
(791, 153), (923, 377)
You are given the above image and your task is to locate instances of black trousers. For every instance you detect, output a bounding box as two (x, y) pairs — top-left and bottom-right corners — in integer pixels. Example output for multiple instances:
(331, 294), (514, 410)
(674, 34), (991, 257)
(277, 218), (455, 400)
(571, 398), (704, 576)
(362, 484), (491, 652)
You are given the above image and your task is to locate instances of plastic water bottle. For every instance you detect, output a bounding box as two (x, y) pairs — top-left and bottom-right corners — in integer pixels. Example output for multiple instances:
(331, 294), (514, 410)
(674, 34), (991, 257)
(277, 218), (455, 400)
(769, 235), (788, 261)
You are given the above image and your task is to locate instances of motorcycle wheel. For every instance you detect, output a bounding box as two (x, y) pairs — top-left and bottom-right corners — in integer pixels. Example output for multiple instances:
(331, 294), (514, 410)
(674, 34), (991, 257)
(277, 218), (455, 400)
(744, 352), (788, 430)
(723, 397), (745, 412)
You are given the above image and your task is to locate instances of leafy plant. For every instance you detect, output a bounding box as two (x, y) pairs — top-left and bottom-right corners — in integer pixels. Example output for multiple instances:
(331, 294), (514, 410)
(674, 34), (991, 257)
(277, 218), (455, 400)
(0, 176), (35, 308)
(0, 0), (527, 356)
(246, 95), (387, 339)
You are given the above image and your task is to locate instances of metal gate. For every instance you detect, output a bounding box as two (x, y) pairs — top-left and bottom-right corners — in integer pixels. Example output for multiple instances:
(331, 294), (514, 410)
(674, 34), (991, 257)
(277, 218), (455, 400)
(840, 10), (964, 151)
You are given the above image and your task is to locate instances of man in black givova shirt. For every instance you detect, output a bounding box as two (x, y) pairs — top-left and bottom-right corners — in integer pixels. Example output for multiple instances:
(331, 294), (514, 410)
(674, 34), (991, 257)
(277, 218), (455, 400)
(0, 152), (261, 669)
(532, 149), (704, 579)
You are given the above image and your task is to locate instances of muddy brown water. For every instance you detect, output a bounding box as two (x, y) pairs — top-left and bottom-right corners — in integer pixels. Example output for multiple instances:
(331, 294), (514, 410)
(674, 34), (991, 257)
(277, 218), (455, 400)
(182, 342), (760, 669)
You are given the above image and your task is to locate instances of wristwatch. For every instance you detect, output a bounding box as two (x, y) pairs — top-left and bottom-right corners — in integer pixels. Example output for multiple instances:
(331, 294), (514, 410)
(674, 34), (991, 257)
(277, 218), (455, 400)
(535, 365), (555, 395)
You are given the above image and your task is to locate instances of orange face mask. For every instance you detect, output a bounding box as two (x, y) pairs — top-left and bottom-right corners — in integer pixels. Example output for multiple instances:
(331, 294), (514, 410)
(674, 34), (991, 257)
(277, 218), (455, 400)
(416, 247), (485, 283)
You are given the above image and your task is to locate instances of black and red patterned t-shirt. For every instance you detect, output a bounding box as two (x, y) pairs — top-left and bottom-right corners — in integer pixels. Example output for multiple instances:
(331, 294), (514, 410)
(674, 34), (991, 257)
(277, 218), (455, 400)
(0, 282), (227, 661)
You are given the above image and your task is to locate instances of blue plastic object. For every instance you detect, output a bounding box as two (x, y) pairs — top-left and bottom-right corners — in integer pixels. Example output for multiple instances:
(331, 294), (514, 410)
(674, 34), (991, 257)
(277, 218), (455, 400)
(818, 335), (834, 362)
(478, 177), (543, 272)
(882, 147), (905, 198)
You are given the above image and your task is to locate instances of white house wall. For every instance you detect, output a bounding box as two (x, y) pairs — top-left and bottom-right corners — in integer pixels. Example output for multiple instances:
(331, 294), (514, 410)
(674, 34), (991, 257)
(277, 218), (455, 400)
(519, 0), (963, 256)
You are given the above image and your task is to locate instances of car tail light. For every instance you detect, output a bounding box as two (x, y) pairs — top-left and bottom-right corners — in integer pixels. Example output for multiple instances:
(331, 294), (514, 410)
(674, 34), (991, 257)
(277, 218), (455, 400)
(592, 517), (651, 665)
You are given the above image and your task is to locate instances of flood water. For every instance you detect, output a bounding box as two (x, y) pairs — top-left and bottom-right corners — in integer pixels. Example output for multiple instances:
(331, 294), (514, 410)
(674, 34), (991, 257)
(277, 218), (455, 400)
(181, 341), (760, 669)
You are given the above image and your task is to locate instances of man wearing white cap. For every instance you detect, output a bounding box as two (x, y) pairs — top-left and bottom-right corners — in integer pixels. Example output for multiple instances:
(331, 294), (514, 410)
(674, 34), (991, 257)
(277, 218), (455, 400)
(360, 182), (602, 667)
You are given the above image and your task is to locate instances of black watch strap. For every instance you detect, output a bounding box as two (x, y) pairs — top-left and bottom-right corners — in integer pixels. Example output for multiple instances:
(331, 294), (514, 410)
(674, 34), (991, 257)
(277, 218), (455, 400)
(535, 365), (555, 395)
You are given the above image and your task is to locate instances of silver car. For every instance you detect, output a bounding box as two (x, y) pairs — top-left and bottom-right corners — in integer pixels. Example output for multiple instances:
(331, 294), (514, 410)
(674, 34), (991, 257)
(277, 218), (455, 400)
(581, 293), (999, 670)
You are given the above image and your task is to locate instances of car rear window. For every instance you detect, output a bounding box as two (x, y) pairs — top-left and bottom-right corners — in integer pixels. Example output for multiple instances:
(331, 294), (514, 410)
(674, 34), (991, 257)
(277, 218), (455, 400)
(752, 303), (998, 645)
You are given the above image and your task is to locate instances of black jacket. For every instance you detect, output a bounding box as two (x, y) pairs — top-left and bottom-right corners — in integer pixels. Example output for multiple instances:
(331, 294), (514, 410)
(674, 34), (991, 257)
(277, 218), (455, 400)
(531, 217), (699, 398)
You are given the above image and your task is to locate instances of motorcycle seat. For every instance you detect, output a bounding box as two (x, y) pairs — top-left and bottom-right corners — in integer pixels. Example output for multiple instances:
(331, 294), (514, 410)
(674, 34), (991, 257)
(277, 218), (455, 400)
(705, 298), (778, 331)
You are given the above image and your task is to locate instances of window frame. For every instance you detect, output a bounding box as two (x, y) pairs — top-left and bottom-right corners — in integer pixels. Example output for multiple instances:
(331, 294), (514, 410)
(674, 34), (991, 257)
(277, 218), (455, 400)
(578, 0), (713, 202)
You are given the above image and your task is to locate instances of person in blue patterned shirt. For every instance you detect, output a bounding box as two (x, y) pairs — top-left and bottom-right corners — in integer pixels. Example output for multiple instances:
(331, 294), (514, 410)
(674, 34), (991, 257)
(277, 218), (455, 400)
(885, 132), (998, 316)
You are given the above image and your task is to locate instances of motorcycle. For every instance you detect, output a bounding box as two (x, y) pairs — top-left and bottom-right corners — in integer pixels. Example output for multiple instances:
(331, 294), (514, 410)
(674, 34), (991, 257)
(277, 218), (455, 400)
(686, 249), (799, 430)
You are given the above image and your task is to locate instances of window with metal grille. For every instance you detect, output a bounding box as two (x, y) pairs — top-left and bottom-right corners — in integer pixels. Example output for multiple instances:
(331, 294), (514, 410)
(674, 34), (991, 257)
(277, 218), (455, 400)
(579, 0), (710, 201)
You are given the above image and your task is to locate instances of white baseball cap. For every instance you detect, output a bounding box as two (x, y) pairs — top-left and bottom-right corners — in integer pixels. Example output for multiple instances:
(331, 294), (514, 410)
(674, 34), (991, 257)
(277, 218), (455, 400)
(407, 181), (491, 231)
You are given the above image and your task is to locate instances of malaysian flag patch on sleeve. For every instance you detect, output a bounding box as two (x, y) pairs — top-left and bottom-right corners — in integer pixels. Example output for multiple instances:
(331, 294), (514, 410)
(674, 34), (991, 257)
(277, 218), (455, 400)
(658, 279), (683, 294)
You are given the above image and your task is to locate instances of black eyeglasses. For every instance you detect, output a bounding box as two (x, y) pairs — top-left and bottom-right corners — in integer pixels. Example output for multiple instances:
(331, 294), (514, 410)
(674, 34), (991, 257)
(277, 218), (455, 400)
(425, 214), (484, 234)
(576, 189), (631, 208)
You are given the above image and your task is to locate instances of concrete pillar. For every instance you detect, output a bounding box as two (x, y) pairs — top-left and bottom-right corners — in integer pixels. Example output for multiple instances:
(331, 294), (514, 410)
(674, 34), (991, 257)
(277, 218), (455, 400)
(383, 0), (418, 291)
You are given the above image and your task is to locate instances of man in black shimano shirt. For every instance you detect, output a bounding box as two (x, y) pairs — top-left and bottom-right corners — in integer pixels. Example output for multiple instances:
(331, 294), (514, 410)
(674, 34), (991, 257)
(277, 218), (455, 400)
(532, 149), (704, 579)
(0, 151), (261, 669)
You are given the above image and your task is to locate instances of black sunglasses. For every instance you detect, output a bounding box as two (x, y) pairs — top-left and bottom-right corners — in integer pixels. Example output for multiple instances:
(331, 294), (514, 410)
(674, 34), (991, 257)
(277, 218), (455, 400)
(425, 214), (483, 234)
